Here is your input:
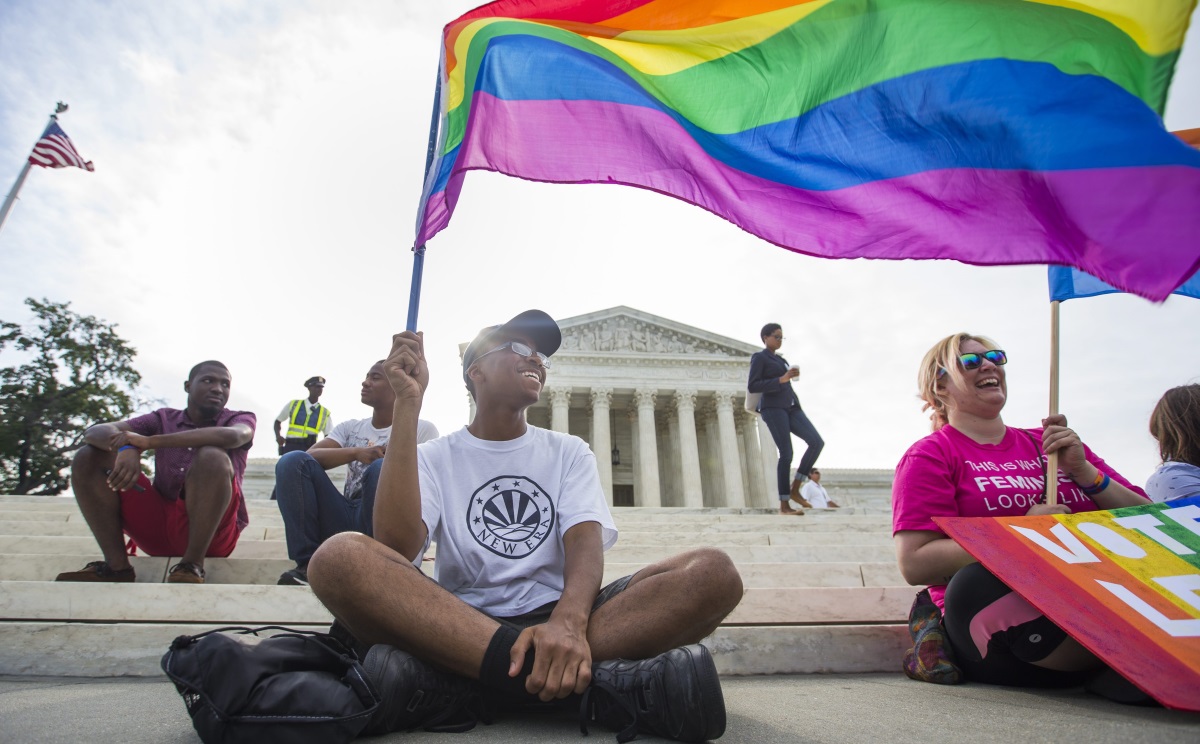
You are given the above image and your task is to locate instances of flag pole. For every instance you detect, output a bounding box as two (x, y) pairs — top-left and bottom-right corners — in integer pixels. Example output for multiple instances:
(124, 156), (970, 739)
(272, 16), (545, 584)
(406, 70), (444, 332)
(0, 102), (70, 237)
(1046, 300), (1061, 506)
(0, 162), (33, 236)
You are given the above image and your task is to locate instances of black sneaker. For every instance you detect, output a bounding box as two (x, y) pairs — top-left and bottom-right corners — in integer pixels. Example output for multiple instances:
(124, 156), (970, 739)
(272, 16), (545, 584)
(581, 644), (725, 743)
(277, 565), (308, 586)
(361, 644), (492, 735)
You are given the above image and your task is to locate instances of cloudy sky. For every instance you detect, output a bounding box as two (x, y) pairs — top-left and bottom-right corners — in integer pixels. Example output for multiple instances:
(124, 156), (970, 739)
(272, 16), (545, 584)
(1, 1), (1197, 489)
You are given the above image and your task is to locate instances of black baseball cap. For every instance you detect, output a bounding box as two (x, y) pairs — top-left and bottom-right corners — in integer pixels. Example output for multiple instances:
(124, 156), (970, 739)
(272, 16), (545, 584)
(461, 309), (562, 387)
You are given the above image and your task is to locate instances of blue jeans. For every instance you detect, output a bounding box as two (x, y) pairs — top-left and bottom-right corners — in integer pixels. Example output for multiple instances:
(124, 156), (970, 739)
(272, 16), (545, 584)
(760, 406), (824, 499)
(274, 451), (383, 566)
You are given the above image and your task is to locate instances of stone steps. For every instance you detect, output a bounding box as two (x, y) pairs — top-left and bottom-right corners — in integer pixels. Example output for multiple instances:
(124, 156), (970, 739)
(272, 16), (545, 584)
(0, 582), (912, 626)
(0, 494), (912, 678)
(0, 534), (899, 564)
(0, 554), (904, 587)
(0, 519), (895, 546)
(0, 621), (908, 677)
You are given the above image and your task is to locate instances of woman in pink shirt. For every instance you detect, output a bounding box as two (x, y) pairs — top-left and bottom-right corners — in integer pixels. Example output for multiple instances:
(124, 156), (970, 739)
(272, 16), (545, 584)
(892, 333), (1146, 688)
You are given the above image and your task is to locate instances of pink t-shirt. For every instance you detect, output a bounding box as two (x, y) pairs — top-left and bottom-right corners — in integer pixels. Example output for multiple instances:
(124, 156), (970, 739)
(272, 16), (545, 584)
(892, 425), (1145, 610)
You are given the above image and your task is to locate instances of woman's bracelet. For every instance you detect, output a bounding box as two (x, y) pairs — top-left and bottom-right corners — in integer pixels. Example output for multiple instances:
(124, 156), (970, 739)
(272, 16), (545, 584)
(1080, 470), (1110, 496)
(118, 444), (139, 453)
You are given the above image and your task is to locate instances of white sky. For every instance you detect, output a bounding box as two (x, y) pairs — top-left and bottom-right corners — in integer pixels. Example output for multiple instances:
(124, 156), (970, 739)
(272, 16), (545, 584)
(1, 1), (1198, 488)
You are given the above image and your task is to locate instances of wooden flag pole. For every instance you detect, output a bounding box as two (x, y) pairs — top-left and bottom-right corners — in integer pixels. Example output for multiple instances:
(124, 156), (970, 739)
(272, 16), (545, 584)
(1046, 300), (1061, 506)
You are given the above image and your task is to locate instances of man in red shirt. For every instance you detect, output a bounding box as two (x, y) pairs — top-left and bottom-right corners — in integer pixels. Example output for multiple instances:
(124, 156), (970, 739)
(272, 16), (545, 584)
(56, 360), (256, 584)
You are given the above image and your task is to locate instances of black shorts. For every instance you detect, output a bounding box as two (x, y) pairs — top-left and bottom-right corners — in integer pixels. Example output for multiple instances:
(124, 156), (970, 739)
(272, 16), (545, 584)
(488, 575), (634, 631)
(943, 563), (1090, 688)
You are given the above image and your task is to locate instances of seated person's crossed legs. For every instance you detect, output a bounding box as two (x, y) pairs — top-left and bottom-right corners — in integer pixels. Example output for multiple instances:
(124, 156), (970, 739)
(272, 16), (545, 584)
(304, 313), (743, 742)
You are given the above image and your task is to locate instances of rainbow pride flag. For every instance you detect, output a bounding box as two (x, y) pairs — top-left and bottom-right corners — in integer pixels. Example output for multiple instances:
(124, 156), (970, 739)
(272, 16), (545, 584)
(938, 502), (1200, 710)
(416, 0), (1200, 301)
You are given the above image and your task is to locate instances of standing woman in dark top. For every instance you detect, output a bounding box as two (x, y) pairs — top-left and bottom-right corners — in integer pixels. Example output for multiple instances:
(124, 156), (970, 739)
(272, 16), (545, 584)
(748, 323), (824, 515)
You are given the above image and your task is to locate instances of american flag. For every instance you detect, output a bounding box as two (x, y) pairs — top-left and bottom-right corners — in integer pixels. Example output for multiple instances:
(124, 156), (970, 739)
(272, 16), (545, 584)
(28, 121), (94, 172)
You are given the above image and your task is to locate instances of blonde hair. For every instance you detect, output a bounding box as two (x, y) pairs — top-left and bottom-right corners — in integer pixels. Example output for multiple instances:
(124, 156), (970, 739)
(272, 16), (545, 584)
(917, 333), (1001, 431)
(1149, 384), (1200, 466)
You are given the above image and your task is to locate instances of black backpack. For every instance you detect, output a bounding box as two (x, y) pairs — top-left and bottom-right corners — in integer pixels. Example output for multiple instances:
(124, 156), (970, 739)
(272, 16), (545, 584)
(161, 625), (381, 744)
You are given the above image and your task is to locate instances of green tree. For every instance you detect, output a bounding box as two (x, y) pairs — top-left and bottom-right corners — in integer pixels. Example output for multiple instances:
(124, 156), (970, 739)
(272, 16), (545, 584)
(0, 298), (142, 495)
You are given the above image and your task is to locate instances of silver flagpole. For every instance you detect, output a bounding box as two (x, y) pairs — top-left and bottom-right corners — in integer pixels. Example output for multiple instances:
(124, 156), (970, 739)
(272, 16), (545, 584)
(0, 102), (70, 236)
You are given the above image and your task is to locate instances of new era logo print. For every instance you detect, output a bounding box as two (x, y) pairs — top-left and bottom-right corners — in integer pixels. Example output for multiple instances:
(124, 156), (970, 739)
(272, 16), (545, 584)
(468, 476), (555, 559)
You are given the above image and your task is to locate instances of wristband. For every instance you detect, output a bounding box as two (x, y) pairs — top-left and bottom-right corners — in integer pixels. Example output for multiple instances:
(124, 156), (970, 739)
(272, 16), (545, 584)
(1080, 471), (1110, 496)
(118, 445), (138, 453)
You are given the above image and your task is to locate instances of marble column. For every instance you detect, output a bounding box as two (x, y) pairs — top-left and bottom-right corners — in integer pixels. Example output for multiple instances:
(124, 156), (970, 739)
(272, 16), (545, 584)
(634, 388), (662, 507)
(698, 408), (721, 506)
(673, 389), (704, 507)
(714, 391), (747, 508)
(628, 409), (641, 503)
(757, 415), (779, 500)
(590, 388), (614, 506)
(735, 415), (751, 502)
(548, 388), (571, 434)
(741, 411), (770, 507)
(662, 409), (681, 507)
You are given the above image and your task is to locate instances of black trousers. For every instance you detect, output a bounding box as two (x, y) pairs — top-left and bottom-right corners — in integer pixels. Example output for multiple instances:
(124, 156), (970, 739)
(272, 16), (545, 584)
(278, 435), (318, 456)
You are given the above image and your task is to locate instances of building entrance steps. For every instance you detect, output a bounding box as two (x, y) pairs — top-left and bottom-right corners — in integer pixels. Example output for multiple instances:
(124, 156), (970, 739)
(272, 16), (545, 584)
(0, 581), (912, 626)
(0, 534), (899, 564)
(0, 483), (914, 678)
(1, 554), (905, 587)
(0, 622), (909, 678)
(0, 519), (895, 546)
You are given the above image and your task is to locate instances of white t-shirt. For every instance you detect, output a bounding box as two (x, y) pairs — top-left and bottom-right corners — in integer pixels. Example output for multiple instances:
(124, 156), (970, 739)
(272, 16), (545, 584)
(801, 480), (831, 508)
(330, 417), (439, 499)
(417, 425), (618, 616)
(275, 399), (333, 435)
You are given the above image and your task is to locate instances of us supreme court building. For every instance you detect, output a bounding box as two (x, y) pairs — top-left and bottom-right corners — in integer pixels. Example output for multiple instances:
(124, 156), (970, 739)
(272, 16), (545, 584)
(461, 306), (778, 508)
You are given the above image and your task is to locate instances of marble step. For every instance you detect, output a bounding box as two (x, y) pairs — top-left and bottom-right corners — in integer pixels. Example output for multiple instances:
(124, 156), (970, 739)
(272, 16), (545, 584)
(0, 504), (896, 526)
(0, 520), (893, 547)
(0, 535), (897, 563)
(0, 621), (909, 677)
(0, 582), (912, 626)
(0, 500), (892, 518)
(0, 555), (906, 587)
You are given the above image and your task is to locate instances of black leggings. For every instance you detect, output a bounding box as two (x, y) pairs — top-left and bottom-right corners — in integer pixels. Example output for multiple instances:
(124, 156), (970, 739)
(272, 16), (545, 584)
(942, 563), (1091, 687)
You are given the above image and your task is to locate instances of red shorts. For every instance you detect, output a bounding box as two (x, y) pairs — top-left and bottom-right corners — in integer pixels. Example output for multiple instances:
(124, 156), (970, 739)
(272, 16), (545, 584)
(119, 474), (243, 557)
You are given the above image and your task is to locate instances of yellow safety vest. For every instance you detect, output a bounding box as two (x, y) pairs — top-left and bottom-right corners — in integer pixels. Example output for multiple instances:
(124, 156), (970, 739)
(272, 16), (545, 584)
(286, 400), (328, 439)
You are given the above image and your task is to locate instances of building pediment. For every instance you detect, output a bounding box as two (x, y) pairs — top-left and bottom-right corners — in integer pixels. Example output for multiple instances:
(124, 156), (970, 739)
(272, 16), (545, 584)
(557, 306), (757, 358)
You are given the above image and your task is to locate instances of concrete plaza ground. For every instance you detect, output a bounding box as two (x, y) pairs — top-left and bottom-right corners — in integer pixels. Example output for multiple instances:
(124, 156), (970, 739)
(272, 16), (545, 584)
(2, 673), (1197, 744)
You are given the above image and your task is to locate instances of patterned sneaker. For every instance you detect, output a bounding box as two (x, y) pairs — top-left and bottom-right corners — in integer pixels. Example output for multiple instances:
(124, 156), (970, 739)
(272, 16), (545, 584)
(581, 644), (726, 743)
(54, 560), (136, 583)
(361, 645), (491, 735)
(166, 562), (205, 584)
(902, 590), (961, 685)
(277, 565), (309, 586)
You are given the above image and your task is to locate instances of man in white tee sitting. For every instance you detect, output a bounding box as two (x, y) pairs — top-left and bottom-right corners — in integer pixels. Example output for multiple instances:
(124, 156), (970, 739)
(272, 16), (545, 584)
(273, 360), (438, 585)
(800, 467), (839, 508)
(306, 310), (743, 742)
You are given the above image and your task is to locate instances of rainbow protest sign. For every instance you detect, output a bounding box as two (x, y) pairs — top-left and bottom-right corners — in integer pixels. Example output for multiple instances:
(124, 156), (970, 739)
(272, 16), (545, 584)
(937, 503), (1200, 711)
